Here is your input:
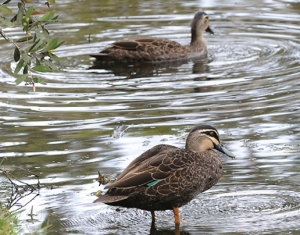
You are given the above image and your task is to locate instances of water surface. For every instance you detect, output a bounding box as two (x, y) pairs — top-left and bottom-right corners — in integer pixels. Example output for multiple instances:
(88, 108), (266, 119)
(0, 0), (300, 234)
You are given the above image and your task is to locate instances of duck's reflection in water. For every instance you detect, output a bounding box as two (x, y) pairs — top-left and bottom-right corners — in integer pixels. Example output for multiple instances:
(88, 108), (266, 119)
(88, 57), (210, 79)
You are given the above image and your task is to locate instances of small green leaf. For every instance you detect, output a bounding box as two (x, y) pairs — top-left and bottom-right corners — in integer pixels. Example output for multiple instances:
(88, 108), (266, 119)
(43, 28), (50, 35)
(33, 31), (37, 42)
(43, 37), (58, 52)
(38, 10), (55, 22)
(34, 28), (42, 41)
(36, 40), (48, 51)
(48, 52), (60, 62)
(32, 77), (40, 83)
(21, 52), (30, 64)
(14, 59), (24, 74)
(25, 6), (34, 21)
(23, 64), (28, 74)
(32, 77), (47, 85)
(54, 40), (64, 49)
(14, 47), (20, 62)
(52, 15), (58, 21)
(35, 59), (41, 66)
(21, 18), (29, 31)
(33, 65), (52, 72)
(10, 14), (17, 23)
(16, 5), (23, 22)
(27, 39), (41, 52)
(43, 28), (50, 40)
(0, 5), (13, 14)
(15, 74), (27, 85)
(44, 60), (57, 70)
(0, 16), (15, 27)
(2, 0), (12, 5)
(16, 35), (33, 42)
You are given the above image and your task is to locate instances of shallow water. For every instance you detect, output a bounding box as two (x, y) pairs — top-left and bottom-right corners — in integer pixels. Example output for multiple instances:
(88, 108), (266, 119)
(0, 0), (300, 234)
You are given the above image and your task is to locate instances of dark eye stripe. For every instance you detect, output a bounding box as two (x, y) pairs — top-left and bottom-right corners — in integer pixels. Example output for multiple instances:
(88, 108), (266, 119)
(203, 131), (219, 141)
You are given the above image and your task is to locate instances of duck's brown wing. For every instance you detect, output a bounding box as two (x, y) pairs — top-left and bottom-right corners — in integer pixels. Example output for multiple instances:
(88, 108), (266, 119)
(90, 37), (188, 62)
(111, 37), (182, 50)
(111, 40), (140, 50)
(105, 144), (185, 189)
(113, 144), (177, 183)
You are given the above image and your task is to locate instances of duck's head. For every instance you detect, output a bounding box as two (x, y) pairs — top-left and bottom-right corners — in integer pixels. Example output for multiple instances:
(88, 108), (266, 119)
(185, 125), (235, 159)
(191, 11), (214, 35)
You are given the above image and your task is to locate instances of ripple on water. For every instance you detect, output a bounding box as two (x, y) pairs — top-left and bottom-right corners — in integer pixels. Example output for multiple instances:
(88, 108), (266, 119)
(1, 3), (300, 235)
(188, 188), (300, 233)
(58, 186), (300, 235)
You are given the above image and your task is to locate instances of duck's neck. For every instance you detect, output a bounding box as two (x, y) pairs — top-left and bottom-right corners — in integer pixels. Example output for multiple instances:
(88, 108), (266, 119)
(190, 28), (204, 48)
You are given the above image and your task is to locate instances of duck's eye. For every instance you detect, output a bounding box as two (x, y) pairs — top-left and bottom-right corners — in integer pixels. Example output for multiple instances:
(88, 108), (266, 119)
(206, 131), (219, 141)
(203, 130), (219, 140)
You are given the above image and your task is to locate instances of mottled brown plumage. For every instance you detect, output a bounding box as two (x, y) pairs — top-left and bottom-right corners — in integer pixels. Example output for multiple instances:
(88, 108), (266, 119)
(94, 125), (235, 224)
(90, 11), (214, 63)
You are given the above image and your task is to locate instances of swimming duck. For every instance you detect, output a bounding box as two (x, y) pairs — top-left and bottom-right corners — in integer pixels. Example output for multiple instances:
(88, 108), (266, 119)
(94, 125), (235, 225)
(90, 11), (214, 63)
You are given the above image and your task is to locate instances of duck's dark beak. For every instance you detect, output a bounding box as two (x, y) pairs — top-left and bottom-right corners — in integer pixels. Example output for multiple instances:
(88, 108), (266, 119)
(205, 26), (214, 35)
(214, 144), (235, 159)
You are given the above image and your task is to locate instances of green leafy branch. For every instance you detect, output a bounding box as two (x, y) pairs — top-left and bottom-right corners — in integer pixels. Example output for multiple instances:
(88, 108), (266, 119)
(0, 0), (64, 89)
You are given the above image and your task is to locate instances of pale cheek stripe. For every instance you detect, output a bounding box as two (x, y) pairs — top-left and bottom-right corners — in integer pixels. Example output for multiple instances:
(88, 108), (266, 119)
(197, 129), (220, 145)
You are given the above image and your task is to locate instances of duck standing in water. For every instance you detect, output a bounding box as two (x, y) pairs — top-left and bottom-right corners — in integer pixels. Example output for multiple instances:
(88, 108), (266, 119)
(94, 125), (235, 225)
(90, 11), (214, 63)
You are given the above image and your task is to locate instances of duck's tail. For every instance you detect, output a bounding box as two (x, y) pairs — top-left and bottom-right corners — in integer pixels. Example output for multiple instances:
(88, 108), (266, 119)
(93, 194), (128, 203)
(89, 53), (110, 61)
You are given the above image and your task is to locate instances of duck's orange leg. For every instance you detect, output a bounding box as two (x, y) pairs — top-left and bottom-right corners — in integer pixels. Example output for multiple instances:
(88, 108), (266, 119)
(173, 207), (180, 224)
(151, 211), (155, 222)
